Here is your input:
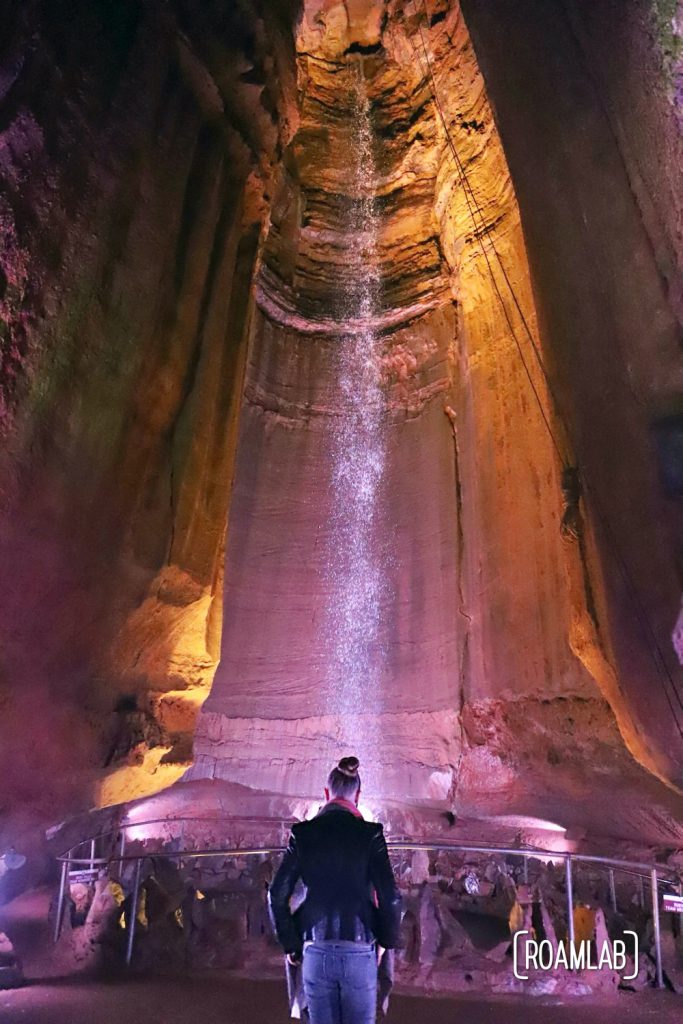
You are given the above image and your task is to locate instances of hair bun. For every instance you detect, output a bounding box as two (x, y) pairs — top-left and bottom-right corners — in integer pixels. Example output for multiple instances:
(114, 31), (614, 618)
(337, 756), (360, 778)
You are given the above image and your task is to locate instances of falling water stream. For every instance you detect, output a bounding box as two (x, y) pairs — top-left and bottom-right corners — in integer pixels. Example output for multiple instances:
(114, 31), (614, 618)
(323, 66), (389, 792)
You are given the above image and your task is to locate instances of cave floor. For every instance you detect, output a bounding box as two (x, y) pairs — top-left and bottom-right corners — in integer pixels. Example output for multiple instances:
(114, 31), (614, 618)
(0, 974), (680, 1024)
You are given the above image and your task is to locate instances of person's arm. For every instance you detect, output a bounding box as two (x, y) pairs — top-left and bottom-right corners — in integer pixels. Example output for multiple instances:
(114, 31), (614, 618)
(368, 824), (402, 948)
(268, 831), (303, 958)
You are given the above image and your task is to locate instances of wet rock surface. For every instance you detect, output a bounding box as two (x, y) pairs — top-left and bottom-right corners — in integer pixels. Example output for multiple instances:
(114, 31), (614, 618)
(0, 0), (682, 856)
(189, 0), (683, 838)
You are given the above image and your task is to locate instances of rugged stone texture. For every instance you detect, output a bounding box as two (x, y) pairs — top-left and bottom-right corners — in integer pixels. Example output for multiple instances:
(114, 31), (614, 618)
(48, 839), (670, 996)
(188, 0), (680, 829)
(461, 0), (683, 789)
(1, 0), (683, 849)
(0, 0), (299, 838)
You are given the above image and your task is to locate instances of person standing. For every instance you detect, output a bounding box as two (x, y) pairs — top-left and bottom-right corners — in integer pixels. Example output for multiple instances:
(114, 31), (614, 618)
(268, 756), (401, 1024)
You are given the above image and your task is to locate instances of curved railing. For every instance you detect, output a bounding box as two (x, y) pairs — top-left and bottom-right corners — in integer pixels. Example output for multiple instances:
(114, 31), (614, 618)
(53, 816), (682, 987)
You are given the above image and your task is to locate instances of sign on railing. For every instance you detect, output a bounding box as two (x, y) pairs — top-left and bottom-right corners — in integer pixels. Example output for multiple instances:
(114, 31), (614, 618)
(69, 870), (98, 884)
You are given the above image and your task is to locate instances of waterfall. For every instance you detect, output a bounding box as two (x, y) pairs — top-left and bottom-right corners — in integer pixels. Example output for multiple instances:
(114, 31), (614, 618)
(323, 67), (389, 793)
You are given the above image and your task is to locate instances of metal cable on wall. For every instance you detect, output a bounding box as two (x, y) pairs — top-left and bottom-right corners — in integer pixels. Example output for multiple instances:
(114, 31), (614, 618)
(408, 0), (683, 734)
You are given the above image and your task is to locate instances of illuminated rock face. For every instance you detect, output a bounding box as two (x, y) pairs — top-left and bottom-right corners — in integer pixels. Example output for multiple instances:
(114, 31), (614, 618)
(460, 0), (683, 794)
(1, 1), (683, 837)
(0, 1), (300, 833)
(188, 0), (683, 819)
(189, 32), (466, 796)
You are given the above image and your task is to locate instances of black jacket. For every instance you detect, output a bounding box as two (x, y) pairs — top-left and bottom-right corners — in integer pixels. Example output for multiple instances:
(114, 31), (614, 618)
(268, 802), (402, 956)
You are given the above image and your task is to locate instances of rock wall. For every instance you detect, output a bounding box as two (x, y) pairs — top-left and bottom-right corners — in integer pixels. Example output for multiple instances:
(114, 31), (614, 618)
(0, 0), (299, 840)
(188, 1), (683, 834)
(1, 0), (682, 846)
(461, 0), (683, 790)
(51, 841), (668, 996)
(187, 0), (652, 825)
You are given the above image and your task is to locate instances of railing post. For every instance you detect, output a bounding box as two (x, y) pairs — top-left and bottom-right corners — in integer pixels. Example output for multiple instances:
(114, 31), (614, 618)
(125, 858), (142, 968)
(54, 859), (68, 943)
(565, 856), (575, 950)
(89, 838), (96, 875)
(523, 855), (529, 885)
(119, 832), (126, 879)
(608, 868), (617, 912)
(651, 867), (664, 989)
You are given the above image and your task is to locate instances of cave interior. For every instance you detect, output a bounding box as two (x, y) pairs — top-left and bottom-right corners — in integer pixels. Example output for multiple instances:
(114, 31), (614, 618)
(0, 0), (683, 872)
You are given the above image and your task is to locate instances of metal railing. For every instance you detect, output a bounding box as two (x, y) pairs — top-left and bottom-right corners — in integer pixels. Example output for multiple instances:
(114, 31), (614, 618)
(53, 818), (681, 987)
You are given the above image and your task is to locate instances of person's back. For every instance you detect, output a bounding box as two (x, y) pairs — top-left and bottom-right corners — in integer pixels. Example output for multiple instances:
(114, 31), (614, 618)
(268, 757), (401, 1024)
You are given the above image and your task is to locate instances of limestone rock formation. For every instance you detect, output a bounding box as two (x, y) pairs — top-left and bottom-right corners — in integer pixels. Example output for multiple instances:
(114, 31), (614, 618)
(0, 0), (682, 849)
(187, 0), (683, 840)
(0, 0), (299, 838)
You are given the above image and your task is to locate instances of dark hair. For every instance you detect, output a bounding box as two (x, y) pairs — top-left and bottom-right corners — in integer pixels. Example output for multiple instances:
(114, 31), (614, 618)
(327, 756), (361, 799)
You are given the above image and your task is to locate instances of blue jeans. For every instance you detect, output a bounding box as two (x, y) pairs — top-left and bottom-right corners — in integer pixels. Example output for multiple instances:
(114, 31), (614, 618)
(302, 941), (377, 1024)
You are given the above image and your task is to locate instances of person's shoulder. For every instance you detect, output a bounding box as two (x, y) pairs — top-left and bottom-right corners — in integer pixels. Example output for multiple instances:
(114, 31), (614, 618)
(363, 819), (385, 838)
(291, 815), (328, 838)
(291, 811), (383, 837)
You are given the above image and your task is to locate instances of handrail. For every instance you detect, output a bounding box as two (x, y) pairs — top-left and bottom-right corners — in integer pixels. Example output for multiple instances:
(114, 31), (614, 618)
(52, 824), (681, 987)
(60, 814), (296, 860)
(56, 814), (682, 877)
(389, 841), (681, 876)
(57, 839), (681, 879)
(59, 847), (286, 866)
